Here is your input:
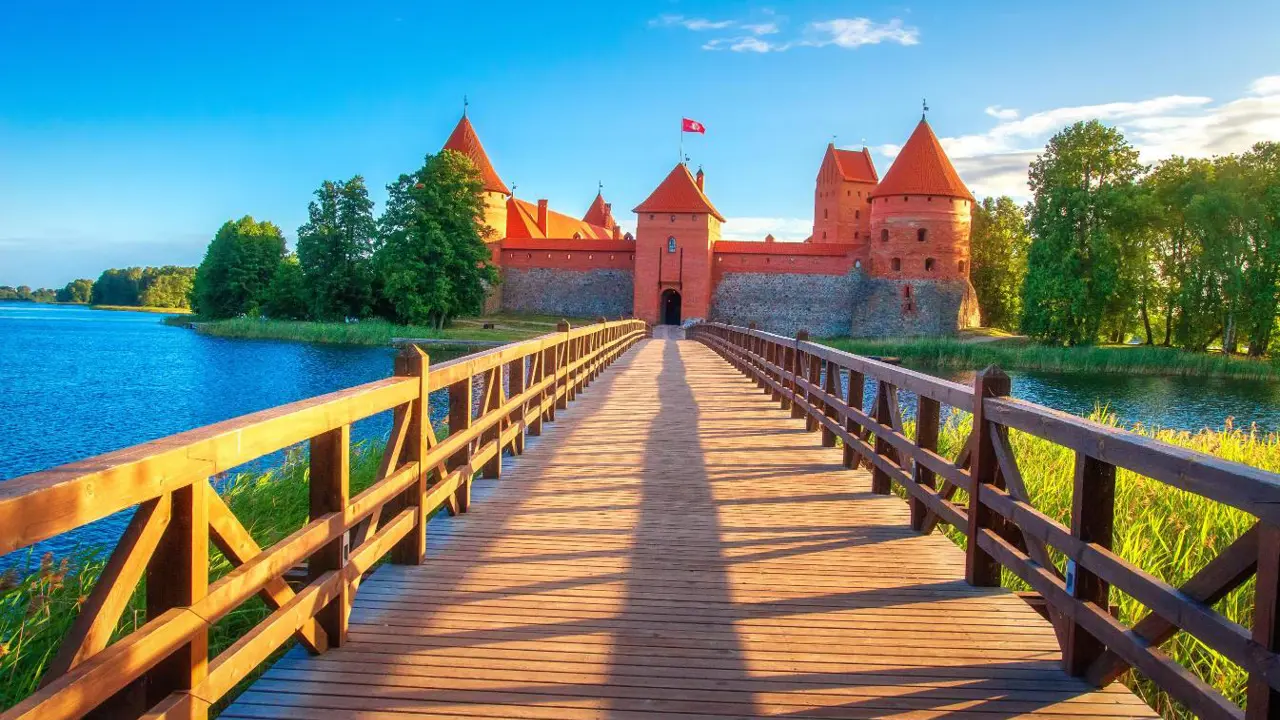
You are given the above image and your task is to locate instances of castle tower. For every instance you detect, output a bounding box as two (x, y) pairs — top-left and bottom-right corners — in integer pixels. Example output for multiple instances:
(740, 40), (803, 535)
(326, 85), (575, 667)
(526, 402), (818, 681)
(867, 119), (974, 281)
(582, 190), (617, 230)
(812, 144), (878, 249)
(632, 164), (725, 325)
(441, 114), (509, 241)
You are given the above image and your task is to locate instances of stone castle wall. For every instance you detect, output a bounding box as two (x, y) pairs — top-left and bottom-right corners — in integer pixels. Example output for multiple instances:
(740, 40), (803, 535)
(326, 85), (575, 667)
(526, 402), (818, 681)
(501, 267), (634, 318)
(709, 271), (857, 337)
(849, 276), (980, 337)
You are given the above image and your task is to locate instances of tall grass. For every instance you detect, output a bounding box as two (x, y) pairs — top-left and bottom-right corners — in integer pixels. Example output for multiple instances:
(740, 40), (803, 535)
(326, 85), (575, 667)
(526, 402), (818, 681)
(911, 410), (1272, 717)
(0, 442), (386, 713)
(168, 313), (593, 346)
(824, 337), (1280, 380)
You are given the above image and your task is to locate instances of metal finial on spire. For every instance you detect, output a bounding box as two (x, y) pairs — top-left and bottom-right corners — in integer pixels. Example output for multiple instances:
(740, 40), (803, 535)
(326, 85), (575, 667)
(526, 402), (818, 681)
(509, 182), (516, 198)
(922, 97), (929, 121)
(598, 180), (603, 194)
(463, 94), (469, 117)
(831, 134), (838, 146)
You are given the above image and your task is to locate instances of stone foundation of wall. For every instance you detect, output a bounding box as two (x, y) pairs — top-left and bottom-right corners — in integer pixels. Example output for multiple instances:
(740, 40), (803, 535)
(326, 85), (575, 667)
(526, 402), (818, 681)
(500, 267), (634, 318)
(849, 276), (981, 337)
(710, 271), (857, 337)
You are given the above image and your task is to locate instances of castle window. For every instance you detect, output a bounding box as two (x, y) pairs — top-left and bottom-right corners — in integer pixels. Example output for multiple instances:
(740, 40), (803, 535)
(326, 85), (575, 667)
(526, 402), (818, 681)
(854, 259), (862, 269)
(572, 232), (582, 239)
(903, 285), (912, 299)
(693, 214), (699, 220)
(903, 196), (909, 202)
(959, 260), (967, 273)
(855, 210), (860, 219)
(854, 232), (859, 239)
(927, 196), (933, 202)
(822, 231), (827, 239)
(649, 214), (654, 221)
(891, 257), (901, 272)
(526, 253), (532, 259)
(881, 229), (889, 243)
(667, 237), (677, 253)
(824, 209), (828, 219)
(588, 254), (593, 260)
(847, 190), (850, 196)
(925, 257), (936, 272)
(917, 228), (928, 243)
(610, 254), (615, 260)
(670, 214), (677, 222)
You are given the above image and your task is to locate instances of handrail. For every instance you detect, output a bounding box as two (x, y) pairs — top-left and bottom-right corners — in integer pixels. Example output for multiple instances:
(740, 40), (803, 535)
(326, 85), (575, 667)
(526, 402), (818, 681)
(690, 321), (1280, 720)
(0, 318), (648, 720)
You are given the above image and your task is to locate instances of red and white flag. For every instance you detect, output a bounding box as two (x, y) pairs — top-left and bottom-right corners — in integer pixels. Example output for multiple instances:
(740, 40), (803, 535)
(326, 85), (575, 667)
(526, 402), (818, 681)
(682, 118), (706, 134)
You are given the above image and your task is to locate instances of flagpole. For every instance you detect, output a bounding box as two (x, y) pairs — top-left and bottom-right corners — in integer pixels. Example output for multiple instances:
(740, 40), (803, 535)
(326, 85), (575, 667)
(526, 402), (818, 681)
(679, 124), (684, 166)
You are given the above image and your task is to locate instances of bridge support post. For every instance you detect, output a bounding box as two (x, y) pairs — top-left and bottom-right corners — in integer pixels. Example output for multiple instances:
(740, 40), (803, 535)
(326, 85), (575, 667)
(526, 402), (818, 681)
(910, 397), (940, 530)
(390, 347), (429, 565)
(145, 480), (210, 718)
(805, 342), (822, 432)
(768, 339), (782, 403)
(789, 331), (807, 419)
(448, 373), (473, 514)
(821, 361), (839, 447)
(1249, 524), (1280, 719)
(842, 369), (865, 469)
(311, 423), (352, 639)
(556, 321), (571, 411)
(1063, 452), (1117, 676)
(870, 381), (898, 495)
(508, 357), (527, 453)
(966, 366), (1009, 587)
(481, 366), (503, 480)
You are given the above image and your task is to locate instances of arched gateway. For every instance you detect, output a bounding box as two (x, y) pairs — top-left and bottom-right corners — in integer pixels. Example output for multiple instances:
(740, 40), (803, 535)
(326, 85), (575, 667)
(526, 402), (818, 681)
(660, 288), (682, 325)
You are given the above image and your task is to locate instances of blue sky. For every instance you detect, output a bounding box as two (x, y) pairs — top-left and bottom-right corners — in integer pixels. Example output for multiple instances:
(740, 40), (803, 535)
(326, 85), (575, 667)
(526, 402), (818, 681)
(3, 0), (1279, 287)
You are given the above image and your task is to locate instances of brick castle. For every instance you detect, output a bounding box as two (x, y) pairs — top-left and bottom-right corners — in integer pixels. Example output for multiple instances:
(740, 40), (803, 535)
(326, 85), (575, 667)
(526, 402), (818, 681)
(443, 112), (981, 336)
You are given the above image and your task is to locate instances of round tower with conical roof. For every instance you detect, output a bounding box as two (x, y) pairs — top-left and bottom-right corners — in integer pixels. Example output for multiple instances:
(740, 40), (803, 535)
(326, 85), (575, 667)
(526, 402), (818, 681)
(867, 119), (973, 281)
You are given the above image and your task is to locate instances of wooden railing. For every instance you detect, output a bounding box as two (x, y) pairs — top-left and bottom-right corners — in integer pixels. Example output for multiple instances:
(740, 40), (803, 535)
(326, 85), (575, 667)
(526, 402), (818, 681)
(0, 319), (648, 720)
(691, 321), (1280, 720)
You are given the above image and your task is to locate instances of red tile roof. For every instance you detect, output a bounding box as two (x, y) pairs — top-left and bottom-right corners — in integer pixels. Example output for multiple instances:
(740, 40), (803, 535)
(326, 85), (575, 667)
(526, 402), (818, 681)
(506, 197), (612, 240)
(831, 146), (879, 183)
(441, 115), (510, 195)
(633, 164), (725, 221)
(869, 120), (973, 201)
(582, 192), (616, 229)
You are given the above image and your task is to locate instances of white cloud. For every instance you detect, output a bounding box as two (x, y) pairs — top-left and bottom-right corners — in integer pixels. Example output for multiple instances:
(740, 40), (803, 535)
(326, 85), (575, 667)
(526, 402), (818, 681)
(649, 14), (734, 31)
(985, 105), (1019, 121)
(723, 217), (813, 240)
(908, 77), (1280, 199)
(803, 18), (919, 49)
(655, 13), (917, 53)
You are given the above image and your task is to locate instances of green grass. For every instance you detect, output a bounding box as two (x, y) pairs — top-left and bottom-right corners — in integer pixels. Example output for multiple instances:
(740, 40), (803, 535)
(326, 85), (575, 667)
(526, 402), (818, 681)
(91, 304), (192, 314)
(0, 441), (388, 713)
(900, 410), (1271, 718)
(169, 312), (594, 346)
(822, 336), (1280, 380)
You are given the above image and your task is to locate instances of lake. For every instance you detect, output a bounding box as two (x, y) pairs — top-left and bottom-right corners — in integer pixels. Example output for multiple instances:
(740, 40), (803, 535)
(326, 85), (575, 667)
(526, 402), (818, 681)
(3, 303), (1280, 562)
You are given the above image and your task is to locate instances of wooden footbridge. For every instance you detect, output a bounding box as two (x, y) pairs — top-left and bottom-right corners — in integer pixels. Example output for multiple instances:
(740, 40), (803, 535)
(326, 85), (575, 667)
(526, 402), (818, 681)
(3, 320), (1280, 719)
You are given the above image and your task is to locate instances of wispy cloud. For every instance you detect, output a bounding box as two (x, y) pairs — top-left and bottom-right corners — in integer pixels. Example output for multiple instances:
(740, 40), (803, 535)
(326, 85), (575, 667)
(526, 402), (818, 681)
(723, 217), (813, 241)
(884, 77), (1280, 199)
(653, 13), (919, 53)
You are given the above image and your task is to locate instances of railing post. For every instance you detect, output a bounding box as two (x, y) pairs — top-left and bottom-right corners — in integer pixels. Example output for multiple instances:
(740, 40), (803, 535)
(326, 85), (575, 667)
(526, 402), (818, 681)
(910, 396), (940, 531)
(966, 365), (1009, 587)
(507, 356), (527, 453)
(310, 424), (351, 641)
(448, 374), (473, 514)
(145, 481), (209, 717)
(842, 369), (865, 469)
(556, 321), (571, 410)
(768, 340), (782, 402)
(1062, 451), (1117, 676)
(790, 331), (808, 418)
(1249, 523), (1280, 719)
(391, 347), (428, 565)
(821, 360), (839, 447)
(870, 380), (897, 495)
(805, 341), (821, 432)
(481, 367), (503, 480)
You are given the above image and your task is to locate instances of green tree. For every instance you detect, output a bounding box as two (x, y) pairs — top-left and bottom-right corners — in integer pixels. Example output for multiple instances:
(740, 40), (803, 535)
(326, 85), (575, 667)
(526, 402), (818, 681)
(56, 279), (94, 303)
(1236, 142), (1280, 355)
(374, 150), (499, 328)
(264, 255), (310, 320)
(139, 267), (196, 308)
(91, 268), (143, 305)
(296, 176), (377, 320)
(193, 216), (287, 318)
(1144, 157), (1216, 346)
(1022, 120), (1144, 345)
(969, 196), (1030, 331)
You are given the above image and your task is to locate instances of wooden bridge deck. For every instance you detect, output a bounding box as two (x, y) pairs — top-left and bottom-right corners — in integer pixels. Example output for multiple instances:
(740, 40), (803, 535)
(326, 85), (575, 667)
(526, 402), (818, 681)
(223, 338), (1157, 719)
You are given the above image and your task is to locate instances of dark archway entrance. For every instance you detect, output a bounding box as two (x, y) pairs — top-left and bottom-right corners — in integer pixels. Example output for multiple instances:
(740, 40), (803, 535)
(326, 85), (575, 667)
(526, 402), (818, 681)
(660, 289), (682, 326)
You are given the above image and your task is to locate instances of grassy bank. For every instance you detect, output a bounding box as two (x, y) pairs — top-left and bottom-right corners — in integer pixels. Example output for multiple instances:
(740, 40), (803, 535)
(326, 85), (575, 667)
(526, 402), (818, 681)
(168, 312), (591, 346)
(823, 335), (1280, 380)
(92, 304), (192, 314)
(0, 443), (388, 713)
(906, 411), (1271, 717)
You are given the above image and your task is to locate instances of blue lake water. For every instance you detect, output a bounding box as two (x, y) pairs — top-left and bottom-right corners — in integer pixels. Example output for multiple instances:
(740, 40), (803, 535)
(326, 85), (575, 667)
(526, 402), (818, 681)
(3, 302), (1279, 566)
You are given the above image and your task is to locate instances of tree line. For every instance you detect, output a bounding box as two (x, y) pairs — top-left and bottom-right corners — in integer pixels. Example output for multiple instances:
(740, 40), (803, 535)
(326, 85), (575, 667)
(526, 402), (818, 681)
(193, 150), (496, 328)
(968, 120), (1280, 355)
(0, 267), (194, 308)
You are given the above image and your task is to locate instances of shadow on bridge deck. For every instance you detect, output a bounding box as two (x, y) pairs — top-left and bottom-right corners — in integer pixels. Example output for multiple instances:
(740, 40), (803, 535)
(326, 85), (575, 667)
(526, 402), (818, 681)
(223, 337), (1158, 719)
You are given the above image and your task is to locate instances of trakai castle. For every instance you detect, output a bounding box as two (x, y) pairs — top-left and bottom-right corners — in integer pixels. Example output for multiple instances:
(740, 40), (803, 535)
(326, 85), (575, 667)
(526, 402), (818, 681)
(443, 113), (981, 336)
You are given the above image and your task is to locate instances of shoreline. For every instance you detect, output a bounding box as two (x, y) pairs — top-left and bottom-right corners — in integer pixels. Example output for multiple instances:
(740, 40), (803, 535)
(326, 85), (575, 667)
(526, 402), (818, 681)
(821, 335), (1280, 381)
(167, 313), (590, 347)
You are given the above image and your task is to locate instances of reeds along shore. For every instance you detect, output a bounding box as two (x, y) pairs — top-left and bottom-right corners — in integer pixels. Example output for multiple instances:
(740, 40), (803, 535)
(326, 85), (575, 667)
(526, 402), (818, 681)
(825, 336), (1280, 380)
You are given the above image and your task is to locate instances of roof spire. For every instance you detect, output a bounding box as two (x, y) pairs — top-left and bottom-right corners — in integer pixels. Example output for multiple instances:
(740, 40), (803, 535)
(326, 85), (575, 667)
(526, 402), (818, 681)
(463, 94), (468, 118)
(598, 180), (603, 194)
(922, 97), (929, 121)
